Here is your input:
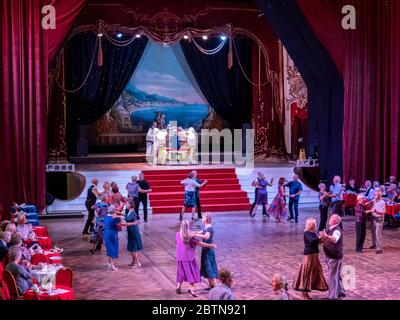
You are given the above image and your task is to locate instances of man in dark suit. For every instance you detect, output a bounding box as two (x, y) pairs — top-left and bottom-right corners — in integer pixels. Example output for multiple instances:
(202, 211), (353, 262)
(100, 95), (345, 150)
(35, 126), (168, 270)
(0, 231), (11, 262)
(82, 178), (100, 236)
(192, 170), (207, 220)
(137, 172), (152, 222)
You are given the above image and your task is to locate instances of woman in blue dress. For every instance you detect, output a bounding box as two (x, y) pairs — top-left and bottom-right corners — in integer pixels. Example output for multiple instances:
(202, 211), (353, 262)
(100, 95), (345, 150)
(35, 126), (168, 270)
(250, 173), (273, 218)
(194, 212), (218, 289)
(121, 202), (143, 269)
(103, 205), (121, 271)
(90, 193), (109, 254)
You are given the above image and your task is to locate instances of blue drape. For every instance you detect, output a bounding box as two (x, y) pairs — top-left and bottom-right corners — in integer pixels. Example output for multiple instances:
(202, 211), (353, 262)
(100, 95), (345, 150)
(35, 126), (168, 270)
(255, 0), (344, 182)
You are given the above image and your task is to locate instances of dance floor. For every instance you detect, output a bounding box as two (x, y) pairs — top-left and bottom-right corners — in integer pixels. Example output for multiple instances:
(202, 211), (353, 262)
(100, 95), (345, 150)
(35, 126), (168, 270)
(43, 209), (400, 300)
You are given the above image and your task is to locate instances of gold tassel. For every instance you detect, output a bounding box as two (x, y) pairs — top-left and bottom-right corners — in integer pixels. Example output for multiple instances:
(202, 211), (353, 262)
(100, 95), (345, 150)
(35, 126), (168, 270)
(98, 36), (103, 67)
(228, 36), (233, 69)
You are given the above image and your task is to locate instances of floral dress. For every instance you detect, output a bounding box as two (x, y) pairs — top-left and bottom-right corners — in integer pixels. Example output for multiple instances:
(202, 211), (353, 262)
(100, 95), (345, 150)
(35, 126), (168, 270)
(268, 185), (287, 220)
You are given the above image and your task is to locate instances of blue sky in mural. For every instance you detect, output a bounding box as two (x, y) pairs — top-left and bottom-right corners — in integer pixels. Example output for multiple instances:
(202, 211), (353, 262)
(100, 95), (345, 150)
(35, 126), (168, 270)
(124, 41), (209, 129)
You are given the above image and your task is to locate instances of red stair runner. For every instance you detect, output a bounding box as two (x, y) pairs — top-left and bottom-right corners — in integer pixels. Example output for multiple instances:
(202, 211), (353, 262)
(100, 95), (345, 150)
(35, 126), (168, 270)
(144, 168), (251, 214)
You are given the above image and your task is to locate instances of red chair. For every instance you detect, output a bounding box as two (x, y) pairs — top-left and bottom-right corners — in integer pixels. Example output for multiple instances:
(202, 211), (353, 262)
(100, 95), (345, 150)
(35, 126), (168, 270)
(0, 280), (11, 300)
(55, 267), (73, 288)
(0, 262), (4, 281)
(2, 270), (23, 300)
(31, 253), (48, 265)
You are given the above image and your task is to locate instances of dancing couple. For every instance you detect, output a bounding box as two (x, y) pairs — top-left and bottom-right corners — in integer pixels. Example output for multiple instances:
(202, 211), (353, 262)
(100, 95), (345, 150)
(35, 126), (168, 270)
(175, 212), (218, 297)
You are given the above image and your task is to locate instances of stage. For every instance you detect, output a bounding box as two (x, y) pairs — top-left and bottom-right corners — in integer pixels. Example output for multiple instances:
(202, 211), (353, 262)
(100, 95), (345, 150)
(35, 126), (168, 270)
(42, 210), (400, 300)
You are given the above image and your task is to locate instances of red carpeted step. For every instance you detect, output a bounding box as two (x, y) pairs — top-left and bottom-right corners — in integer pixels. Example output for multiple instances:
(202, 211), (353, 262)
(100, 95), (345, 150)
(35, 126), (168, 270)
(150, 196), (250, 207)
(150, 184), (241, 193)
(146, 168), (250, 214)
(143, 168), (235, 175)
(144, 178), (239, 186)
(152, 203), (251, 214)
(149, 190), (248, 201)
(144, 173), (237, 180)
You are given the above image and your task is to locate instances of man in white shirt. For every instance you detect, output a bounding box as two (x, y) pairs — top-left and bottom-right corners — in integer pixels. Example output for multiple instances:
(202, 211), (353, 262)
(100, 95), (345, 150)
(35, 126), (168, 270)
(146, 121), (159, 165)
(368, 190), (386, 254)
(321, 214), (345, 300)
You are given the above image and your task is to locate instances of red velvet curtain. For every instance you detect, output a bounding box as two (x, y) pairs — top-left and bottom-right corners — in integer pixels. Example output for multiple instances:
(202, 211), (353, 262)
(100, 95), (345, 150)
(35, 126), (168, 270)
(47, 0), (87, 63)
(0, 0), (86, 214)
(0, 0), (49, 214)
(297, 0), (400, 184)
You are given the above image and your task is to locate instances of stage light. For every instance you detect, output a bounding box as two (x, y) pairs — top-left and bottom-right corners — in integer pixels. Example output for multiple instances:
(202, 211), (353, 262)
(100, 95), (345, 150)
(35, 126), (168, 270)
(117, 33), (123, 38)
(202, 35), (208, 40)
(183, 35), (189, 40)
(135, 34), (141, 38)
(220, 35), (227, 41)
(97, 33), (103, 37)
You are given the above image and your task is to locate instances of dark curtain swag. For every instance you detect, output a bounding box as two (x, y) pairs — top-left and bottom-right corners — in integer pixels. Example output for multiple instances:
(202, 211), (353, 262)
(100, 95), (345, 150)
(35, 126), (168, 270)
(298, 0), (400, 184)
(65, 32), (148, 155)
(180, 37), (253, 129)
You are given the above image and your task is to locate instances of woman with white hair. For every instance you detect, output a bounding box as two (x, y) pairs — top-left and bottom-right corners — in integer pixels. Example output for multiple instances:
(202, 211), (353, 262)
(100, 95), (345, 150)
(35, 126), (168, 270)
(175, 220), (217, 297)
(293, 217), (328, 299)
(272, 273), (292, 300)
(318, 183), (330, 231)
(194, 212), (218, 290)
(15, 213), (36, 240)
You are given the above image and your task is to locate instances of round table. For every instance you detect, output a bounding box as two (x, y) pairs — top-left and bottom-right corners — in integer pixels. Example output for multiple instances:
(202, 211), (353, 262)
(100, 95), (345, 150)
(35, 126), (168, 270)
(25, 237), (52, 250)
(24, 285), (74, 300)
(386, 204), (400, 216)
(32, 226), (49, 237)
(31, 250), (62, 265)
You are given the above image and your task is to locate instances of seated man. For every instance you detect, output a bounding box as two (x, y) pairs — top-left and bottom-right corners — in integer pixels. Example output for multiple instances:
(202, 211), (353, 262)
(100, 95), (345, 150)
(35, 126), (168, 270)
(5, 247), (33, 295)
(208, 268), (235, 300)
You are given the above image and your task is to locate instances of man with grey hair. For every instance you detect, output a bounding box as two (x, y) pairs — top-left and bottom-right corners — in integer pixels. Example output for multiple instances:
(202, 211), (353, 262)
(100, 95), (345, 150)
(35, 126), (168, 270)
(5, 246), (33, 295)
(0, 231), (12, 262)
(364, 180), (375, 201)
(285, 174), (303, 223)
(208, 268), (235, 300)
(321, 214), (345, 300)
(328, 175), (344, 218)
(368, 190), (386, 254)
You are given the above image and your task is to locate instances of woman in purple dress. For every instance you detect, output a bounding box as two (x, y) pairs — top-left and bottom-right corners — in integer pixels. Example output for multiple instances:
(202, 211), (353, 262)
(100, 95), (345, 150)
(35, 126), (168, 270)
(250, 173), (273, 218)
(268, 177), (288, 223)
(175, 220), (217, 297)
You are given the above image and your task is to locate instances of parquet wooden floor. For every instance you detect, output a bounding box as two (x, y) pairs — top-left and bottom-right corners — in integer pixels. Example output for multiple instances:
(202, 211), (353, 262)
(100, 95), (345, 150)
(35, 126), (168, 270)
(42, 209), (400, 300)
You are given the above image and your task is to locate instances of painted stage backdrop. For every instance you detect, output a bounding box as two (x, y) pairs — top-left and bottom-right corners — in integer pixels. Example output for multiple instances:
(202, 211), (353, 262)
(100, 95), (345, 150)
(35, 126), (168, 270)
(89, 42), (224, 148)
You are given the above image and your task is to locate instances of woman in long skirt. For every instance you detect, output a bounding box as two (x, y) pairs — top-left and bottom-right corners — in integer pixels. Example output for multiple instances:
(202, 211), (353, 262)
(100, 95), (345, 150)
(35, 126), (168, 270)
(293, 217), (328, 299)
(176, 220), (217, 297)
(268, 177), (288, 223)
(193, 212), (218, 289)
(122, 202), (143, 268)
(103, 205), (121, 271)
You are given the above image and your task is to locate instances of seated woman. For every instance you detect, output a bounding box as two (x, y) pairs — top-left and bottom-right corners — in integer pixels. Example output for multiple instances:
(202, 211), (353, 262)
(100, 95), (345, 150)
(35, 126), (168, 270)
(5, 222), (17, 236)
(9, 233), (31, 262)
(5, 247), (33, 295)
(15, 213), (36, 241)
